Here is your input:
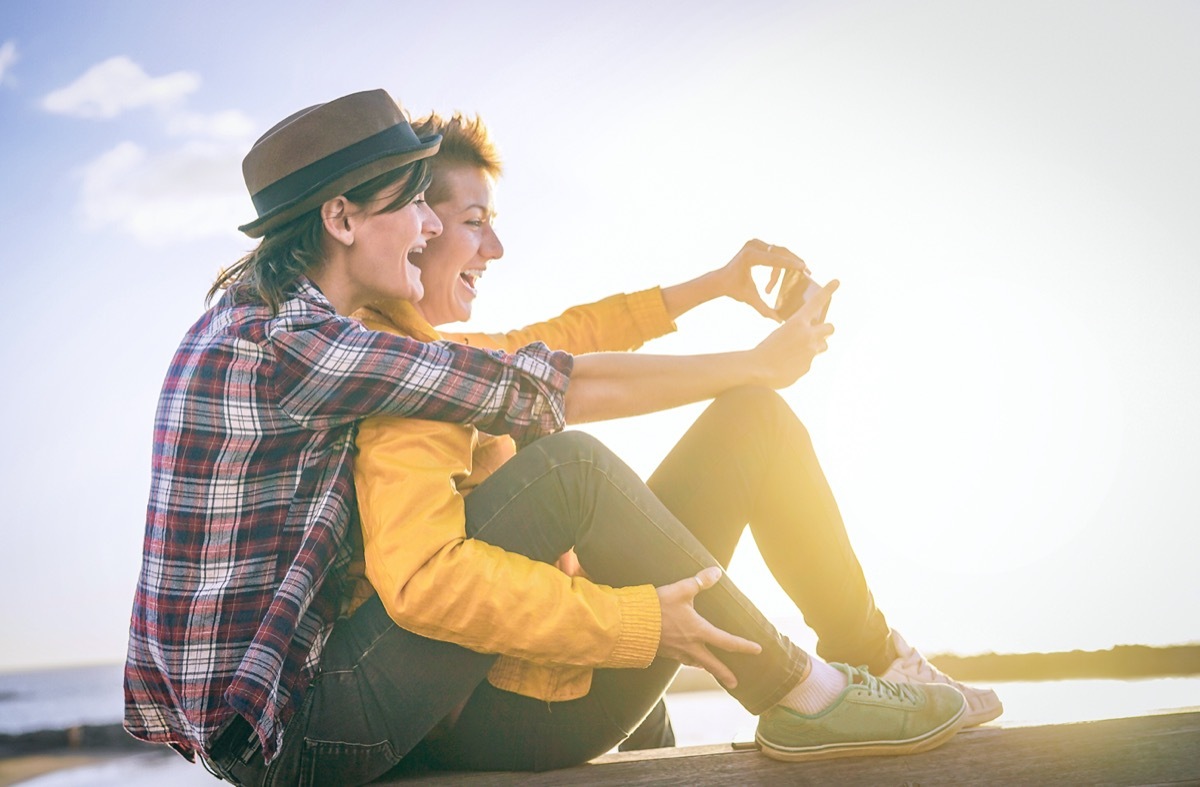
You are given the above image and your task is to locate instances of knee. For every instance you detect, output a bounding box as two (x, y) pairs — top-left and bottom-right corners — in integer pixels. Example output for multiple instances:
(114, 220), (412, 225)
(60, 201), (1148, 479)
(713, 385), (785, 412)
(709, 386), (809, 440)
(526, 430), (640, 494)
(530, 429), (613, 464)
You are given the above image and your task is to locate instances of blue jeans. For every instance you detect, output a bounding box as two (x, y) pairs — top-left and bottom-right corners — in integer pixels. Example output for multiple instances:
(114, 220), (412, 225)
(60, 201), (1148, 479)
(209, 387), (890, 784)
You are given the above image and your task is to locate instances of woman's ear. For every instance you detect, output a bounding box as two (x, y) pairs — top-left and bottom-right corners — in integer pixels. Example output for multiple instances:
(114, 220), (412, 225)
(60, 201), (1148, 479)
(321, 197), (355, 247)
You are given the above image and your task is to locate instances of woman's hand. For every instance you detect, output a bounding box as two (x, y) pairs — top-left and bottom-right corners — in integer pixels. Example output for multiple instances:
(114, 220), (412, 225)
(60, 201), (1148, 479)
(713, 239), (809, 320)
(660, 239), (808, 321)
(749, 279), (839, 389)
(655, 567), (762, 689)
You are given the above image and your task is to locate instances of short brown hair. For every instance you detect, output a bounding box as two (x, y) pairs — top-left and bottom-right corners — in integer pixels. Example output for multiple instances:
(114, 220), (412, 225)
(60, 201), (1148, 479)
(412, 112), (502, 205)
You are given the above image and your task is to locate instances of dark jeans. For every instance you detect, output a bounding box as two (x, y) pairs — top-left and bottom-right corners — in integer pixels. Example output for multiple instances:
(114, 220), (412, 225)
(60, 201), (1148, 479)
(210, 386), (890, 784)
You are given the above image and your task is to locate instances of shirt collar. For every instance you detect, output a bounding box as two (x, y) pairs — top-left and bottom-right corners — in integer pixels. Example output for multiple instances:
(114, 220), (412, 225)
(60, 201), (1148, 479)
(358, 299), (441, 342)
(293, 276), (336, 312)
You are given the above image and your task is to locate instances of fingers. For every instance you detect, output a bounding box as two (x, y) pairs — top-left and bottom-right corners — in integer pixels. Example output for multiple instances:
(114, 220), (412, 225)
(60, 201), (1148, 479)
(727, 241), (814, 324)
(765, 266), (783, 294)
(748, 294), (778, 321)
(699, 619), (763, 657)
(797, 323), (833, 355)
(690, 645), (741, 689)
(661, 566), (722, 604)
(681, 623), (762, 688)
(689, 566), (763, 656)
(796, 278), (839, 322)
(744, 239), (806, 272)
(691, 566), (723, 594)
(658, 566), (765, 689)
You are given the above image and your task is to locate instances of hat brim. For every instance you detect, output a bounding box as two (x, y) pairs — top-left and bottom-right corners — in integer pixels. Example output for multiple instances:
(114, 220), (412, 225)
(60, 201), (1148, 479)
(238, 135), (441, 238)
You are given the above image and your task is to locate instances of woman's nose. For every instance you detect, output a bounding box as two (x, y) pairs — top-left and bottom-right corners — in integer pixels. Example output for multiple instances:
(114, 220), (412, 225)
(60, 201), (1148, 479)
(423, 203), (443, 238)
(482, 224), (504, 260)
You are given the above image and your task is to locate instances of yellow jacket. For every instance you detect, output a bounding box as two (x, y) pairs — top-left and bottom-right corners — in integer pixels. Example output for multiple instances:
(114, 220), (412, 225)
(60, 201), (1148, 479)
(349, 289), (677, 701)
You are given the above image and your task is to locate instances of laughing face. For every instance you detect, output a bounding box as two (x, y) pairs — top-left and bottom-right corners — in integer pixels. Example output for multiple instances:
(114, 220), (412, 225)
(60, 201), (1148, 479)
(411, 165), (503, 326)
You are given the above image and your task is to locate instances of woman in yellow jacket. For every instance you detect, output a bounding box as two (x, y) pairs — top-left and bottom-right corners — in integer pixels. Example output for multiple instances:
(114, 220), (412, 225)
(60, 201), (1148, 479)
(334, 114), (988, 779)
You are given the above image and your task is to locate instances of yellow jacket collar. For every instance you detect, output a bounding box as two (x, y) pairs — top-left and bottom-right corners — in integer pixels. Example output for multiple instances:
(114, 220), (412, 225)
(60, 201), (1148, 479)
(360, 300), (441, 342)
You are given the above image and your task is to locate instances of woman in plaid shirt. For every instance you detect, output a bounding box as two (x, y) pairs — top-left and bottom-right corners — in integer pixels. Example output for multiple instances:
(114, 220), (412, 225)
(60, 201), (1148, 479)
(123, 90), (582, 773)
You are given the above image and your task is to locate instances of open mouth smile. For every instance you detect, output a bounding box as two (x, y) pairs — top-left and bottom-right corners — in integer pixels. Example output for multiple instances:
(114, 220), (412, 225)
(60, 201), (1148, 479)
(460, 268), (484, 294)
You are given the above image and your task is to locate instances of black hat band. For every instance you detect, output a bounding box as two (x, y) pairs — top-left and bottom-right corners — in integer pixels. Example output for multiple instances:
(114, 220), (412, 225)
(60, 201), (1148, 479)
(250, 123), (428, 216)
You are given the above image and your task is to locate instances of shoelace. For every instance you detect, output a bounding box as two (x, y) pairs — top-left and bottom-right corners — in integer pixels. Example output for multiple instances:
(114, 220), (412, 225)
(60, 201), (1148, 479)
(894, 649), (943, 683)
(850, 665), (921, 705)
(891, 649), (996, 715)
(894, 646), (981, 697)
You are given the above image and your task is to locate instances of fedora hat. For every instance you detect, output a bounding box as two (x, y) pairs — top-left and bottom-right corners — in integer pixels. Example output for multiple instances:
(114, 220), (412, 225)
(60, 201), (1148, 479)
(238, 89), (441, 237)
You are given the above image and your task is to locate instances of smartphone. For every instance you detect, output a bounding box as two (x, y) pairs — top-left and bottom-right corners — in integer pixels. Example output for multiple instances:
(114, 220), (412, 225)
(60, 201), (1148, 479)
(774, 268), (829, 322)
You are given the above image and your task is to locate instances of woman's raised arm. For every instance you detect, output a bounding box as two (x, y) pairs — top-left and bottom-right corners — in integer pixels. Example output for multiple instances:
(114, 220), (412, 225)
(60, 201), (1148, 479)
(565, 280), (838, 424)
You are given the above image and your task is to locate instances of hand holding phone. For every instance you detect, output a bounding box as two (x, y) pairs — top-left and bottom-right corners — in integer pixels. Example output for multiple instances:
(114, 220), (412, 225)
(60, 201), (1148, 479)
(774, 268), (830, 323)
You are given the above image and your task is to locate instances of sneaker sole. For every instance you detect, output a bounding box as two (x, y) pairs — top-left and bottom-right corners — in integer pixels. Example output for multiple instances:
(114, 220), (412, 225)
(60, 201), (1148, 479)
(755, 702), (967, 763)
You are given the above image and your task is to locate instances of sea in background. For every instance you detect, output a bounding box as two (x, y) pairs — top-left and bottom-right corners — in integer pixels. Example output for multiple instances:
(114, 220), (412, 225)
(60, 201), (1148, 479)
(2, 664), (1199, 786)
(0, 666), (126, 737)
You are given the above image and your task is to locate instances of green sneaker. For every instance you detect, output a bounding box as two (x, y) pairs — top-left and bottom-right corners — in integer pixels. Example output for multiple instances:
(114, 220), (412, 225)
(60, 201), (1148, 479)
(755, 663), (967, 762)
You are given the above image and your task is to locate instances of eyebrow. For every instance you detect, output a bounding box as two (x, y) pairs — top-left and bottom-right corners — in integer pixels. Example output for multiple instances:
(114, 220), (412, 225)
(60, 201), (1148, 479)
(461, 203), (496, 216)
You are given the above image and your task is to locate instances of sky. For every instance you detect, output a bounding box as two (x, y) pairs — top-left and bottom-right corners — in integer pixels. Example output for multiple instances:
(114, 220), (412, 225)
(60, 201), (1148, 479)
(0, 0), (1197, 672)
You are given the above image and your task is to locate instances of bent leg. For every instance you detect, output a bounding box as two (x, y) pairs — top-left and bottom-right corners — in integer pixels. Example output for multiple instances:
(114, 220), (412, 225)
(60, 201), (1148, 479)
(647, 386), (894, 673)
(462, 430), (808, 711)
(413, 430), (809, 771)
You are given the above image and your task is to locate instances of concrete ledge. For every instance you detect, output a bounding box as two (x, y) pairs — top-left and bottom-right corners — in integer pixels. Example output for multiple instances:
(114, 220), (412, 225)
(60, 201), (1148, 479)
(380, 711), (1200, 785)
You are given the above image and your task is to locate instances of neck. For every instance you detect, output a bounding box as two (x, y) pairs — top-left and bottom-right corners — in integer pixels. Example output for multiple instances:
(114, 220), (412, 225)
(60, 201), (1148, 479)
(307, 257), (360, 316)
(413, 302), (443, 328)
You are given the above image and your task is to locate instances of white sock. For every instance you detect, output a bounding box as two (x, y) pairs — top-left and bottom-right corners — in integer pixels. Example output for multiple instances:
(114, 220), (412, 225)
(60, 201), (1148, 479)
(777, 659), (848, 715)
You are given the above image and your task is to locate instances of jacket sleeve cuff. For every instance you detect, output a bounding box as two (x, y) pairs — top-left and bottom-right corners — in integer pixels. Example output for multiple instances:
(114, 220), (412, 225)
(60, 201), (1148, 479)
(605, 585), (661, 669)
(626, 287), (677, 342)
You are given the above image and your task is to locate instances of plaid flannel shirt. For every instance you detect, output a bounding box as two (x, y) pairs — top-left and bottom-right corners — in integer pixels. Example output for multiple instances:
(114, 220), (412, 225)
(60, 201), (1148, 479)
(123, 278), (572, 763)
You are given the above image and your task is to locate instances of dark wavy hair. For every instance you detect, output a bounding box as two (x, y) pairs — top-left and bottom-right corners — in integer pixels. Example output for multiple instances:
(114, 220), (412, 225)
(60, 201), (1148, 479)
(209, 158), (433, 314)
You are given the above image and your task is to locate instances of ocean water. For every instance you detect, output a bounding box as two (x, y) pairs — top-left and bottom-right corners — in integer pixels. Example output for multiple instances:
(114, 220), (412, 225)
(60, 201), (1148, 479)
(4, 667), (1199, 786)
(0, 665), (125, 736)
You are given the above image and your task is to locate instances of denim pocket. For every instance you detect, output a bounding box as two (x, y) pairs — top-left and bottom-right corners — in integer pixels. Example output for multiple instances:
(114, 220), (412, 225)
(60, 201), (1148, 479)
(299, 737), (400, 787)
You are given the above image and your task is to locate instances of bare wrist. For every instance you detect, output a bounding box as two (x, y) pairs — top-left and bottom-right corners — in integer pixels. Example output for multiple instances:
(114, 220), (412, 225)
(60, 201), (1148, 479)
(699, 268), (728, 303)
(736, 348), (774, 388)
(663, 269), (724, 320)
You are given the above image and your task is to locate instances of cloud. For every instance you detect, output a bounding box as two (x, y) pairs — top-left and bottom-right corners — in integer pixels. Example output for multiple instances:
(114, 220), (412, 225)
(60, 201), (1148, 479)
(42, 56), (199, 119)
(165, 108), (256, 141)
(0, 40), (17, 86)
(79, 140), (251, 246)
(46, 56), (261, 245)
